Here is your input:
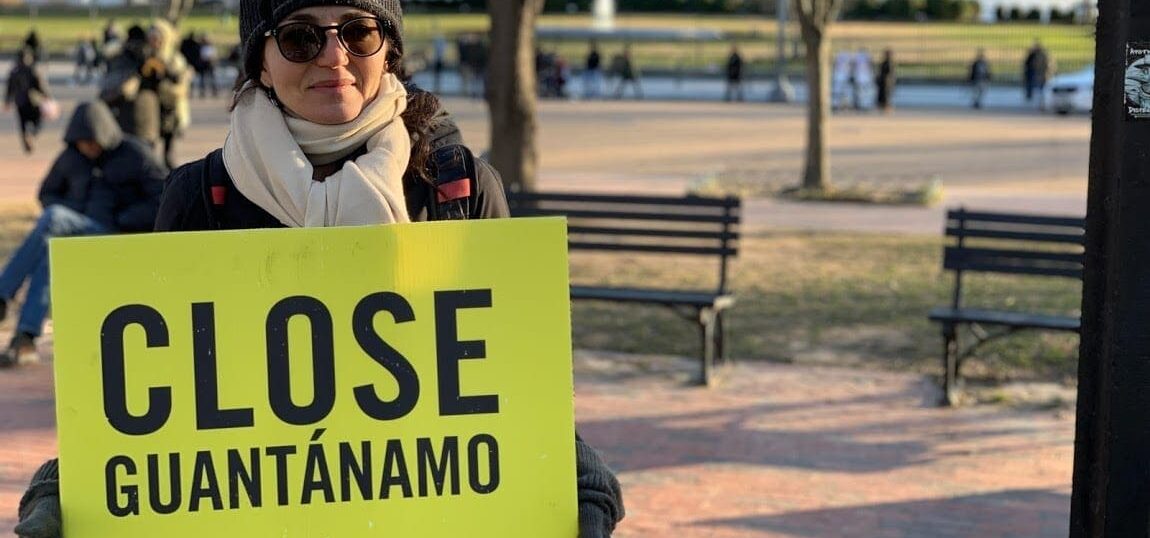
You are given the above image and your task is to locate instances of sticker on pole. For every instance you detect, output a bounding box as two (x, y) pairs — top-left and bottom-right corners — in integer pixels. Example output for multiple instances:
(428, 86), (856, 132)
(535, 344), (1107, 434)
(1126, 42), (1150, 119)
(49, 218), (577, 537)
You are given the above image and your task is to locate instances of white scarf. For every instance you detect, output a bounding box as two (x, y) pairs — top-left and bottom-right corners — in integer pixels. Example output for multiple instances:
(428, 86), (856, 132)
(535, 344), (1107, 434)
(222, 74), (411, 227)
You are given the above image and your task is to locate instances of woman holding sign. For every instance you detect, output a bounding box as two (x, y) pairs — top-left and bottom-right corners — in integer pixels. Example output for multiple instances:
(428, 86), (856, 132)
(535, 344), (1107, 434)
(15, 1), (624, 537)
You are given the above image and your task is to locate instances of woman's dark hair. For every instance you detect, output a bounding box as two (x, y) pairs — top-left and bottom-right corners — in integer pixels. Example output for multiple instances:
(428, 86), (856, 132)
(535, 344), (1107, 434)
(230, 34), (441, 187)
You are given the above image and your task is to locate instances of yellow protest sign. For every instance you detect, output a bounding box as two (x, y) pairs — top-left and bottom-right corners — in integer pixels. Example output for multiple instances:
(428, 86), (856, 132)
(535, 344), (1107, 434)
(50, 218), (576, 537)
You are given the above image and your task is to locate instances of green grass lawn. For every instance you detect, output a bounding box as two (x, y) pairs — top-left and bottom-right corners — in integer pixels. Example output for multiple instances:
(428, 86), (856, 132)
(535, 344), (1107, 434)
(0, 205), (1079, 384)
(0, 9), (1093, 82)
(569, 231), (1081, 383)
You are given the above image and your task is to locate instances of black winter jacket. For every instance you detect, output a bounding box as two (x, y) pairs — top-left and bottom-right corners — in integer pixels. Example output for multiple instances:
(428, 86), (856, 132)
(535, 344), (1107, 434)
(5, 60), (47, 110)
(40, 101), (167, 231)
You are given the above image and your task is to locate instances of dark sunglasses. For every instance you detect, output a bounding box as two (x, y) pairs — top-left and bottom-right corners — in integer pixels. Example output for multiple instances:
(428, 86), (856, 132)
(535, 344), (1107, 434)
(265, 16), (388, 63)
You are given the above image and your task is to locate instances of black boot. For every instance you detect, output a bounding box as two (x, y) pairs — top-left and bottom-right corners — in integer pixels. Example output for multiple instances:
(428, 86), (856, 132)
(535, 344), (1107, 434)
(0, 331), (36, 368)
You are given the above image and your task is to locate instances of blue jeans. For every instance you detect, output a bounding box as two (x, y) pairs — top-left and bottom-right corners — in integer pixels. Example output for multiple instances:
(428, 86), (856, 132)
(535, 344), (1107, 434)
(0, 205), (109, 337)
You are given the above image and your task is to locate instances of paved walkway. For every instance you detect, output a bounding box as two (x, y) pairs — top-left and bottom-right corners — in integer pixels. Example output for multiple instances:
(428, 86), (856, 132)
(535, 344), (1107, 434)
(0, 348), (1074, 537)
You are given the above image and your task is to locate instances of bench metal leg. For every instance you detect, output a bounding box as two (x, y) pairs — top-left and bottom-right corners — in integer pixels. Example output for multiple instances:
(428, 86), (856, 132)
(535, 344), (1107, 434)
(941, 324), (961, 406)
(715, 311), (728, 366)
(699, 309), (717, 387)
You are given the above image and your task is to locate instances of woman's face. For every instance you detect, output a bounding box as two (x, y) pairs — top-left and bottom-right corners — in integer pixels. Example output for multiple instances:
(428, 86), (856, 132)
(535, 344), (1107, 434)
(260, 6), (389, 125)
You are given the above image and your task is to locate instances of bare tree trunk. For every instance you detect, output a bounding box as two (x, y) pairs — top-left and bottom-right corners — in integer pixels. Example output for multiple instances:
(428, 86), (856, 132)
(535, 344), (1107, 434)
(793, 0), (842, 193)
(166, 0), (195, 26)
(487, 0), (543, 192)
(801, 29), (830, 191)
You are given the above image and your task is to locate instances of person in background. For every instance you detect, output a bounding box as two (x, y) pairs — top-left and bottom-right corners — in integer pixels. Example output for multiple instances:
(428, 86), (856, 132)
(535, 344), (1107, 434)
(198, 35), (220, 98)
(584, 40), (603, 99)
(23, 31), (44, 65)
(851, 47), (875, 111)
(431, 32), (446, 93)
(140, 19), (192, 169)
(102, 18), (121, 48)
(1022, 39), (1053, 107)
(613, 44), (641, 100)
(876, 48), (895, 113)
(831, 49), (853, 110)
(970, 48), (992, 109)
(72, 37), (97, 85)
(179, 31), (206, 95)
(725, 43), (745, 102)
(5, 48), (50, 154)
(100, 25), (150, 142)
(0, 101), (166, 368)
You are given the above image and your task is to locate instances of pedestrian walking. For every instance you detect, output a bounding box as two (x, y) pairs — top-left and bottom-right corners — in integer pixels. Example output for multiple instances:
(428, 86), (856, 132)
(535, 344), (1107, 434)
(0, 101), (166, 367)
(100, 25), (150, 143)
(584, 41), (604, 99)
(198, 36), (220, 98)
(140, 19), (192, 169)
(970, 49), (992, 109)
(613, 44), (642, 100)
(456, 33), (487, 99)
(725, 43), (745, 102)
(23, 31), (44, 65)
(72, 38), (97, 85)
(13, 2), (626, 538)
(831, 50), (852, 110)
(876, 48), (895, 112)
(431, 32), (446, 93)
(5, 48), (50, 154)
(851, 47), (875, 110)
(102, 18), (121, 48)
(1023, 39), (1054, 107)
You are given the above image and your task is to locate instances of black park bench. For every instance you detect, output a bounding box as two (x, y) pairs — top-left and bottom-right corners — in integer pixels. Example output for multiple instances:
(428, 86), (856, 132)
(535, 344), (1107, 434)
(928, 208), (1084, 406)
(506, 191), (741, 386)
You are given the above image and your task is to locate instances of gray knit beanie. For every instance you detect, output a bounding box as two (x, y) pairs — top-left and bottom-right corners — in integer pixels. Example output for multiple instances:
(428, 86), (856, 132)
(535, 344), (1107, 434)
(238, 0), (403, 80)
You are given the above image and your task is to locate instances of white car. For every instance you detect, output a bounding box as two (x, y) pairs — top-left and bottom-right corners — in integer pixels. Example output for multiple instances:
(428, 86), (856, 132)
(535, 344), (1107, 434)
(1045, 65), (1094, 115)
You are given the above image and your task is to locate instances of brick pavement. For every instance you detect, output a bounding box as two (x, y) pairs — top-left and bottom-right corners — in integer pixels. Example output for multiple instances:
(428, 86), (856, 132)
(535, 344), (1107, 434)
(0, 345), (1073, 537)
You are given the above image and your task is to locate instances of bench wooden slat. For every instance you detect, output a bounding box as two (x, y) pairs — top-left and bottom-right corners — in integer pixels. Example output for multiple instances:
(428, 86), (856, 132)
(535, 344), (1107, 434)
(929, 307), (1080, 332)
(572, 286), (736, 309)
(510, 191), (739, 208)
(945, 210), (1085, 228)
(515, 208), (739, 224)
(570, 242), (737, 257)
(943, 246), (1084, 278)
(569, 225), (739, 241)
(945, 246), (1084, 263)
(945, 227), (1084, 244)
(946, 262), (1081, 279)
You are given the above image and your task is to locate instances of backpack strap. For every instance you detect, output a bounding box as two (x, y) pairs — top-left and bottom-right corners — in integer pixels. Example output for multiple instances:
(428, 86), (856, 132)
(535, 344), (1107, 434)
(428, 144), (478, 221)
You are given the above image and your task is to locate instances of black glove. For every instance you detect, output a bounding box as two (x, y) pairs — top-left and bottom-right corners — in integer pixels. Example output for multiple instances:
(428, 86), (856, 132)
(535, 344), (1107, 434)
(14, 459), (61, 538)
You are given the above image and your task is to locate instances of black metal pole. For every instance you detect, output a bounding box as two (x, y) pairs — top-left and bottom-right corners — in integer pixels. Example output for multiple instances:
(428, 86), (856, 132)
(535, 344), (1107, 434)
(1069, 0), (1150, 534)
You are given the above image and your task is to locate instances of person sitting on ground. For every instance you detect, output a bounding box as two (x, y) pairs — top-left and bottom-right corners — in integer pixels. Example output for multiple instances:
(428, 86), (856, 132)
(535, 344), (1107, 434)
(0, 101), (167, 367)
(13, 1), (624, 537)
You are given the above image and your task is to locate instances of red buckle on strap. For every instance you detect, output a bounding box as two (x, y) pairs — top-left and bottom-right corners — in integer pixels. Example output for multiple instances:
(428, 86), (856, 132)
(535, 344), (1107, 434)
(436, 178), (472, 203)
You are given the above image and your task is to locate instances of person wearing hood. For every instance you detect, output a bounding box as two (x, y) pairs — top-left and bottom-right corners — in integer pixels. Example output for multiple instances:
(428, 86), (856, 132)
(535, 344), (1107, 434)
(12, 1), (625, 537)
(140, 19), (192, 169)
(4, 48), (50, 154)
(100, 24), (157, 146)
(0, 101), (167, 368)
